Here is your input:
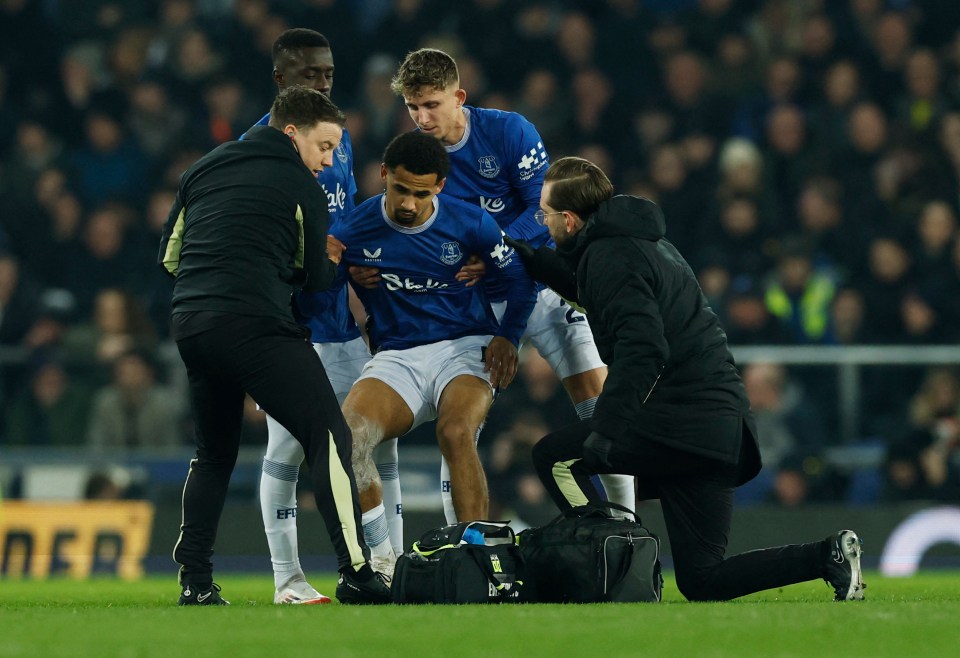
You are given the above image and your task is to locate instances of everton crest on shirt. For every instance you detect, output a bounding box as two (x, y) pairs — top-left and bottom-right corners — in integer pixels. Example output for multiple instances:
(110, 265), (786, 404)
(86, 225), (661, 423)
(439, 106), (550, 248)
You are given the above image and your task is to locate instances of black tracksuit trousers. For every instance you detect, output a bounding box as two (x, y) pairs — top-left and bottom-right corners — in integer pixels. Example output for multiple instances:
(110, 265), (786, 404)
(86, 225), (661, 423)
(532, 419), (828, 601)
(172, 313), (368, 587)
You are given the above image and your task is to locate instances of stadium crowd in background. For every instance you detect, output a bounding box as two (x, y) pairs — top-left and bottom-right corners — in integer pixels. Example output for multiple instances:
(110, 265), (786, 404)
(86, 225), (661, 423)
(1, 0), (960, 510)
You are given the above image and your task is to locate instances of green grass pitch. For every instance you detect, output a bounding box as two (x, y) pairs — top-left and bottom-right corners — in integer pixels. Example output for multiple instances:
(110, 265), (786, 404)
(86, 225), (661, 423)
(0, 572), (956, 657)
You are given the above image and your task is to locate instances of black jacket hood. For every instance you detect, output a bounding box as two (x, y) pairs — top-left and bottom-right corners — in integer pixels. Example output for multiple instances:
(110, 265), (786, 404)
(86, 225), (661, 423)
(557, 195), (666, 265)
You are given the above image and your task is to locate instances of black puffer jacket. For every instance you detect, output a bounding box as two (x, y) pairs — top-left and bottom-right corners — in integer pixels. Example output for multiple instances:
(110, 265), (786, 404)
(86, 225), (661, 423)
(558, 195), (760, 479)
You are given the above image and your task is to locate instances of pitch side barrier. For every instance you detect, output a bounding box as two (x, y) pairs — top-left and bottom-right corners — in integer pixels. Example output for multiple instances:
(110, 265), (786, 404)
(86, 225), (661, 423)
(730, 345), (960, 445)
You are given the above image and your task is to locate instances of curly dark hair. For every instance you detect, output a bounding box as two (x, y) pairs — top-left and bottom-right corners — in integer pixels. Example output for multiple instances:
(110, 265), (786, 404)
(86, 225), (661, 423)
(383, 131), (450, 181)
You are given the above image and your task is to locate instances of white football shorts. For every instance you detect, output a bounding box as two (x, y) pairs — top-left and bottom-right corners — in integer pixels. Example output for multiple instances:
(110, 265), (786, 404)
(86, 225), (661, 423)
(317, 335), (372, 405)
(493, 287), (604, 380)
(356, 334), (493, 430)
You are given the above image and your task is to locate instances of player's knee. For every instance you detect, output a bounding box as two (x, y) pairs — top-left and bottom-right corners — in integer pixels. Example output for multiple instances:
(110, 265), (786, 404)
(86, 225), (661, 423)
(530, 436), (559, 472)
(675, 570), (718, 602)
(343, 410), (383, 487)
(263, 435), (304, 465)
(436, 419), (477, 460)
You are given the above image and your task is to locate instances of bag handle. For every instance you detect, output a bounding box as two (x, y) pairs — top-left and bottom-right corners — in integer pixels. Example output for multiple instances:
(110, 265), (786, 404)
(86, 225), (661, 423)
(464, 545), (524, 597)
(555, 501), (640, 524)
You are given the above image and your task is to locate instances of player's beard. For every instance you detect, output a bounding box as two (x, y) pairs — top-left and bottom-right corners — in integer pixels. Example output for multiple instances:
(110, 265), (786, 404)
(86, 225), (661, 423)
(393, 210), (418, 225)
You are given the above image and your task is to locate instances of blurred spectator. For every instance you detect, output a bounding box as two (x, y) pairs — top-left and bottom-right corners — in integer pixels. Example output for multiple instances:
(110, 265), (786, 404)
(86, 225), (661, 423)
(4, 352), (92, 446)
(796, 175), (868, 280)
(200, 76), (256, 147)
(126, 78), (189, 160)
(866, 11), (913, 110)
(830, 287), (866, 346)
(566, 68), (635, 167)
(732, 56), (802, 142)
(514, 69), (568, 150)
(744, 361), (827, 468)
(63, 203), (146, 315)
(0, 251), (39, 347)
(86, 348), (185, 450)
(68, 105), (149, 206)
(162, 27), (225, 115)
(714, 136), (782, 228)
(856, 235), (913, 344)
(810, 59), (866, 152)
(661, 50), (729, 140)
(913, 200), (957, 288)
(646, 142), (706, 255)
(761, 103), (819, 211)
(894, 47), (949, 136)
(61, 287), (157, 385)
(883, 367), (960, 501)
(740, 361), (830, 506)
(698, 195), (774, 282)
(355, 53), (408, 164)
(722, 276), (792, 345)
(763, 239), (836, 344)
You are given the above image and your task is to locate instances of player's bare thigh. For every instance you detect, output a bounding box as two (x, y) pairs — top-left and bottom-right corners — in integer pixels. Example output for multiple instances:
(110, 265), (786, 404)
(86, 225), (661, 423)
(561, 366), (607, 405)
(342, 378), (414, 446)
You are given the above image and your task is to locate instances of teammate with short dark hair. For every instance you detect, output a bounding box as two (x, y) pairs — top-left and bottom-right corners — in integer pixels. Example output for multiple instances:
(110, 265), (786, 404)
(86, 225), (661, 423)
(379, 48), (636, 522)
(243, 29), (406, 603)
(160, 85), (389, 606)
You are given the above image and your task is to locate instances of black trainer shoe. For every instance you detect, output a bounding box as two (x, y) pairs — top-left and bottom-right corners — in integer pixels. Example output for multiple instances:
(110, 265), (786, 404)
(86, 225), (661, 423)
(336, 567), (391, 605)
(178, 582), (230, 606)
(823, 530), (866, 601)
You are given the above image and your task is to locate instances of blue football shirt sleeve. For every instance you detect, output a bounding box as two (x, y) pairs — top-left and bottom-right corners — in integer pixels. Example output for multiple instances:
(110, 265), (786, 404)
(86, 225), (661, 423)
(343, 132), (359, 212)
(239, 112), (271, 141)
(504, 113), (550, 245)
(475, 211), (536, 345)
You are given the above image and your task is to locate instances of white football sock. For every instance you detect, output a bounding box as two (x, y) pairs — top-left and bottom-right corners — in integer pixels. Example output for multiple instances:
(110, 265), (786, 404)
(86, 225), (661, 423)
(361, 503), (392, 558)
(261, 415), (306, 589)
(576, 396), (636, 516)
(375, 438), (404, 554)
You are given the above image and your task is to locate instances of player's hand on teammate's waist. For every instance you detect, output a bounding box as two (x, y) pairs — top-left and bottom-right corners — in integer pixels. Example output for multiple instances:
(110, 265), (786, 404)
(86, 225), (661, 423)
(484, 336), (519, 389)
(349, 265), (381, 288)
(455, 255), (486, 287)
(327, 234), (345, 265)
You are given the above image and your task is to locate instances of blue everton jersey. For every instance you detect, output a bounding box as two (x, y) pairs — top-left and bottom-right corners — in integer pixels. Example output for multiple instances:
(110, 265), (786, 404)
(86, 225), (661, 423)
(243, 113), (360, 343)
(337, 194), (536, 352)
(441, 106), (550, 246)
(439, 106), (551, 301)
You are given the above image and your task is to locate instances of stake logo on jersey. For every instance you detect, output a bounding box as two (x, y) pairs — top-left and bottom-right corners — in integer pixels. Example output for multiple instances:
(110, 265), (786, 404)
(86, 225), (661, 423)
(478, 155), (500, 178)
(480, 196), (505, 213)
(517, 141), (548, 181)
(326, 181), (348, 212)
(336, 194), (536, 351)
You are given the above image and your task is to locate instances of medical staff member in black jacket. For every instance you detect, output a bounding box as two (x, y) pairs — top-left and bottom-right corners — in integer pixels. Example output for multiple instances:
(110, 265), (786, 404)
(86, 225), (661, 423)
(159, 85), (389, 606)
(507, 156), (866, 602)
